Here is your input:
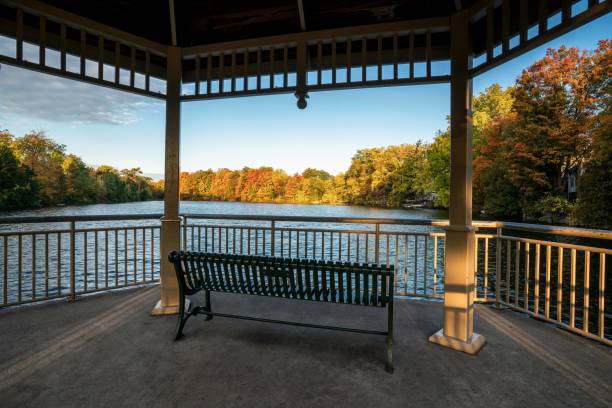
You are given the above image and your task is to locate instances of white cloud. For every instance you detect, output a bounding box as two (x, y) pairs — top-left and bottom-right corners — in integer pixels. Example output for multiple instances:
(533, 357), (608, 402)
(0, 63), (162, 125)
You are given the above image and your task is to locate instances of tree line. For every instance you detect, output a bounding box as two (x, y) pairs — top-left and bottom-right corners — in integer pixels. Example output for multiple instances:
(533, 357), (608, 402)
(1, 41), (609, 229)
(178, 41), (611, 229)
(0, 130), (162, 210)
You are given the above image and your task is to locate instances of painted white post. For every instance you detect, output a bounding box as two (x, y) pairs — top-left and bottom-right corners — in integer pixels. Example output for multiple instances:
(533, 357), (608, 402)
(429, 10), (486, 353)
(151, 46), (185, 315)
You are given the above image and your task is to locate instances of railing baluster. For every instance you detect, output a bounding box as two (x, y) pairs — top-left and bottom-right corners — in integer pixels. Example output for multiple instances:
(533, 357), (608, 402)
(506, 240), (511, 304)
(525, 242), (530, 311)
(3, 237), (7, 304)
(44, 233), (48, 297)
(413, 235), (419, 295)
(404, 235), (408, 295)
(598, 253), (605, 338)
(484, 237), (489, 299)
(32, 234), (37, 300)
(142, 228), (146, 282)
(515, 241), (520, 307)
(474, 237), (479, 298)
(84, 232), (88, 292)
(115, 230), (119, 286)
(124, 229), (128, 284)
(424, 236), (428, 295)
(133, 228), (137, 282)
(583, 250), (590, 334)
(570, 249), (576, 327)
(57, 232), (61, 296)
(534, 243), (540, 315)
(545, 245), (551, 319)
(433, 235), (438, 297)
(18, 235), (22, 303)
(557, 247), (564, 322)
(105, 230), (109, 288)
(95, 231), (99, 289)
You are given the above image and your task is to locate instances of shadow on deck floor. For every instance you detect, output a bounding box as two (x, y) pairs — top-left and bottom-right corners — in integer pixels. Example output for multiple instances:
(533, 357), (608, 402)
(0, 286), (610, 408)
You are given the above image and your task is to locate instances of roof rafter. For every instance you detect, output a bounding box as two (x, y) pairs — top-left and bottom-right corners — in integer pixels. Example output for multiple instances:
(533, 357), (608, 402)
(169, 0), (177, 46)
(297, 0), (306, 31)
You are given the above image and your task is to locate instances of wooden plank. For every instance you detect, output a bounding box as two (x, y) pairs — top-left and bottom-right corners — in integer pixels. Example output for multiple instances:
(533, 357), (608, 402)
(80, 29), (86, 76)
(207, 54), (212, 93)
(194, 55), (200, 94)
(16, 8), (23, 61)
(331, 40), (337, 84)
(317, 41), (322, 84)
(562, 0), (571, 22)
(283, 46), (288, 87)
(377, 35), (382, 80)
(145, 51), (150, 91)
(130, 46), (135, 87)
(114, 41), (120, 84)
(502, 0), (510, 52)
(98, 35), (104, 80)
(361, 37), (367, 83)
(268, 48), (274, 89)
(256, 48), (262, 90)
(393, 33), (398, 80)
(486, 6), (494, 61)
(519, 0), (528, 43)
(231, 51), (236, 92)
(39, 16), (46, 65)
(538, 0), (548, 34)
(409, 31), (415, 78)
(219, 53), (225, 93)
(426, 30), (432, 77)
(60, 23), (67, 70)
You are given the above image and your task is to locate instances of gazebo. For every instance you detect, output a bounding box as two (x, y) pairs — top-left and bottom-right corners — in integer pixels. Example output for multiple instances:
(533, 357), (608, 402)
(0, 0), (609, 356)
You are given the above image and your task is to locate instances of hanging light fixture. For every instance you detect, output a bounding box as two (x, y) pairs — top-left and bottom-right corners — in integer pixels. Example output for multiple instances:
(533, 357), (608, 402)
(295, 90), (309, 109)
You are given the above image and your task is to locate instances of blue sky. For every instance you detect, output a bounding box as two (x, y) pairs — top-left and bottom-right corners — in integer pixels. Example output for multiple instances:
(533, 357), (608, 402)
(0, 13), (610, 178)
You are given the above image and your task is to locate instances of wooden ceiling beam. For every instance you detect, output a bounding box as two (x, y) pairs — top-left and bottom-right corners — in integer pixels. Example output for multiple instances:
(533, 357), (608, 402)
(181, 17), (451, 58)
(297, 0), (306, 31)
(169, 0), (177, 46)
(1, 0), (167, 55)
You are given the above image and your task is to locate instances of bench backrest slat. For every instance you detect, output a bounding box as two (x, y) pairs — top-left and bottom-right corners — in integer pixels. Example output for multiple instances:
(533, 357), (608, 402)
(169, 251), (394, 307)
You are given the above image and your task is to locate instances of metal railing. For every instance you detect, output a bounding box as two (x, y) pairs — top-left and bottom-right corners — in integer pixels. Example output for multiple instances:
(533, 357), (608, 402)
(473, 222), (612, 346)
(0, 213), (609, 345)
(182, 214), (448, 300)
(0, 214), (162, 307)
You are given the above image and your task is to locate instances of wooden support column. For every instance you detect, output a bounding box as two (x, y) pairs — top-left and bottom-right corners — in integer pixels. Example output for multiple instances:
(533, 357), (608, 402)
(429, 10), (486, 354)
(151, 46), (187, 315)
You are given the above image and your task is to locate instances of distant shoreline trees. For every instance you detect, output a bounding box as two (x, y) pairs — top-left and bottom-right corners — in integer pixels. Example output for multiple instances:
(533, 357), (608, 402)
(0, 130), (162, 211)
(1, 41), (609, 229)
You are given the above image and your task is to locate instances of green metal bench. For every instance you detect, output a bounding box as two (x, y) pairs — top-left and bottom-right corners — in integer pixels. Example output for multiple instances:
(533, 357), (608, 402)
(169, 251), (395, 372)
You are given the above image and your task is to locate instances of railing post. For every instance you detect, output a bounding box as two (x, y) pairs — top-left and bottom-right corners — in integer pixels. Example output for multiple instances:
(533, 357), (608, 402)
(495, 226), (502, 307)
(182, 215), (188, 251)
(271, 220), (276, 257)
(375, 223), (380, 265)
(69, 220), (76, 302)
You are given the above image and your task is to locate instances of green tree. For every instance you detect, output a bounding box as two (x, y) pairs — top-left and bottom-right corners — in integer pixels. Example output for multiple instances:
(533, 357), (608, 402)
(0, 131), (40, 210)
(11, 131), (66, 205)
(62, 154), (97, 204)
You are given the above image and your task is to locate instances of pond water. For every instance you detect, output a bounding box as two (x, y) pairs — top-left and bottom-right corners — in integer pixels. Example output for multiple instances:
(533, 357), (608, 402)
(0, 200), (448, 220)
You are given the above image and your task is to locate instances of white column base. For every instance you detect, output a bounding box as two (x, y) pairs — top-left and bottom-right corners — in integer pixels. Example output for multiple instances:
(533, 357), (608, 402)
(150, 299), (190, 316)
(428, 329), (486, 355)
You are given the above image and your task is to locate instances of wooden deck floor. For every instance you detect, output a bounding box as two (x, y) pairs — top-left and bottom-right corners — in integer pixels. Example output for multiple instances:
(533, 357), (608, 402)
(0, 286), (610, 407)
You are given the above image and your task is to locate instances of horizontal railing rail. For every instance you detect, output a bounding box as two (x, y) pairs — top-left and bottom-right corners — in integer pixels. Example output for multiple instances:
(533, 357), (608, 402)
(0, 213), (609, 345)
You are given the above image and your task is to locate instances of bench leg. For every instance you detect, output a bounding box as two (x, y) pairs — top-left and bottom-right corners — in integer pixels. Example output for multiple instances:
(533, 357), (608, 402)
(386, 332), (394, 373)
(204, 290), (213, 321)
(385, 301), (394, 373)
(174, 290), (189, 340)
